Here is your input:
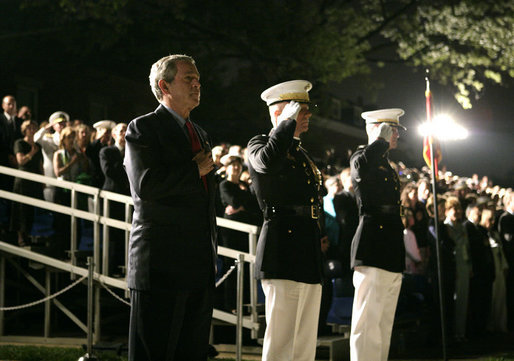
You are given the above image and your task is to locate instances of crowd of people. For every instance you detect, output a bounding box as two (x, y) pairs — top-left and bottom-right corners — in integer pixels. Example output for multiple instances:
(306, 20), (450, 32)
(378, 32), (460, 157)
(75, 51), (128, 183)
(0, 95), (129, 265)
(2, 79), (514, 357)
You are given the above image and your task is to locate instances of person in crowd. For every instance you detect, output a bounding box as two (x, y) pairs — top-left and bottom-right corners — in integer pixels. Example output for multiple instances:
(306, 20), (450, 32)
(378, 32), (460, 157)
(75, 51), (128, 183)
(1, 95), (22, 148)
(426, 195), (455, 333)
(34, 111), (69, 202)
(323, 176), (342, 259)
(464, 202), (494, 338)
(402, 182), (430, 273)
(87, 120), (115, 188)
(333, 167), (359, 278)
(100, 123), (129, 195)
(100, 122), (129, 276)
(53, 126), (89, 204)
(444, 196), (471, 342)
(17, 106), (32, 121)
(211, 145), (225, 171)
(247, 80), (323, 361)
(218, 151), (260, 312)
(417, 177), (431, 205)
(481, 208), (509, 333)
(349, 108), (406, 361)
(124, 54), (217, 361)
(10, 120), (43, 246)
(498, 189), (514, 331)
(403, 208), (422, 275)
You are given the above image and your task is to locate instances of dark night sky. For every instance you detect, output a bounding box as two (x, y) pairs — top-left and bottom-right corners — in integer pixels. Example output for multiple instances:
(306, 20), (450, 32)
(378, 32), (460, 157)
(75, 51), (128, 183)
(337, 63), (514, 187)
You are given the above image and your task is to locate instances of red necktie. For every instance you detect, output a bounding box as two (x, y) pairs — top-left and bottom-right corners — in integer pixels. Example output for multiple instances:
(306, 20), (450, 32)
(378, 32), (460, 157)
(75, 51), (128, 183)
(185, 120), (208, 191)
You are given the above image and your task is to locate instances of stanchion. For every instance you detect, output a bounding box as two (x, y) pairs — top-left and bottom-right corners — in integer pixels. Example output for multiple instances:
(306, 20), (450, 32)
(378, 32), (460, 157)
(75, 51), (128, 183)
(235, 253), (244, 361)
(78, 257), (98, 361)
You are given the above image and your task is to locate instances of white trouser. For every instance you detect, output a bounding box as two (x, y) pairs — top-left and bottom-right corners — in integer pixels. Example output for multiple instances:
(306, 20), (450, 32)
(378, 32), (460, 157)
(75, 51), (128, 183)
(350, 266), (402, 361)
(261, 279), (322, 361)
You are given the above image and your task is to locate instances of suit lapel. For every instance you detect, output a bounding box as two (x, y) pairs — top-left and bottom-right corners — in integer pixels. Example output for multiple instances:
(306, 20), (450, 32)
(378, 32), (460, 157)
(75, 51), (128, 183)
(154, 104), (191, 154)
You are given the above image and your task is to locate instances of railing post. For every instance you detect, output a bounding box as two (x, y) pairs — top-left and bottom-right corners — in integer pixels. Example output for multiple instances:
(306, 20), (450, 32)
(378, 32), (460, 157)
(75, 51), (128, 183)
(44, 269), (51, 338)
(70, 188), (78, 269)
(236, 253), (245, 361)
(102, 197), (110, 276)
(78, 257), (98, 361)
(248, 232), (258, 339)
(93, 193), (101, 274)
(0, 255), (5, 336)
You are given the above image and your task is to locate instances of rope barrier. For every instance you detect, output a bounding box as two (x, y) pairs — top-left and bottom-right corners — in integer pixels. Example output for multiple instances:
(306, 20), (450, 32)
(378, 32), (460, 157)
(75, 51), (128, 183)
(216, 263), (237, 288)
(99, 281), (131, 306)
(0, 274), (88, 311)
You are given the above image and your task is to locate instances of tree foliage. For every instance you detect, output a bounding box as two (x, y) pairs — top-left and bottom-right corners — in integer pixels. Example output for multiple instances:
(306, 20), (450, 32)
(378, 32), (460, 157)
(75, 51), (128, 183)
(5, 0), (514, 110)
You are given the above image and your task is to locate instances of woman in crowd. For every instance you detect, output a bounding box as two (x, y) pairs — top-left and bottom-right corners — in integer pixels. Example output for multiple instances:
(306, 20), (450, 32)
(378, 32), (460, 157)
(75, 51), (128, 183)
(10, 120), (43, 246)
(53, 126), (89, 205)
(444, 196), (471, 342)
(218, 152), (260, 312)
(481, 208), (509, 333)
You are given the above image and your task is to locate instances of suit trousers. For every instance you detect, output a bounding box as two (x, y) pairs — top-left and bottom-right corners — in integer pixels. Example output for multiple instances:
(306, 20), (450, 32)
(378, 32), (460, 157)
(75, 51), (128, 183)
(129, 286), (213, 361)
(350, 266), (402, 361)
(261, 279), (322, 361)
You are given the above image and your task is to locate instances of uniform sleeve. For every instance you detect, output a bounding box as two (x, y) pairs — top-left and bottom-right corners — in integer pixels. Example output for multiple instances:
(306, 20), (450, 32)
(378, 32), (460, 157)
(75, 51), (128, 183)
(247, 118), (296, 174)
(124, 116), (202, 201)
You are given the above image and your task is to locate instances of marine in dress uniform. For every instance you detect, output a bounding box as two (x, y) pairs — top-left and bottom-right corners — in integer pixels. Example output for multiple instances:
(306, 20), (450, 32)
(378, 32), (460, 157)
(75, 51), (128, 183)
(247, 80), (324, 361)
(349, 109), (406, 361)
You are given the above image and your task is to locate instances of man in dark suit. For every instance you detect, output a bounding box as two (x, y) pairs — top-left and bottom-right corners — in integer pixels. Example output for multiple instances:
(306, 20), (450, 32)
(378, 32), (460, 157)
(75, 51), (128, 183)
(499, 190), (514, 331)
(247, 80), (323, 361)
(1, 95), (22, 182)
(124, 54), (217, 361)
(333, 167), (359, 277)
(464, 203), (494, 338)
(349, 109), (406, 361)
(100, 122), (130, 276)
(100, 123), (129, 195)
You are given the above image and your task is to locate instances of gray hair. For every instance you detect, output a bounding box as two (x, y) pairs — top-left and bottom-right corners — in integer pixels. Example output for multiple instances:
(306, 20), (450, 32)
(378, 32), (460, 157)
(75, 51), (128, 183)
(149, 54), (195, 101)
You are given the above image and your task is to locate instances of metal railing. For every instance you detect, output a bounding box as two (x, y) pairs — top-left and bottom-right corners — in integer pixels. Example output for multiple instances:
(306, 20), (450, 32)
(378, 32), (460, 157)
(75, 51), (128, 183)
(0, 165), (261, 351)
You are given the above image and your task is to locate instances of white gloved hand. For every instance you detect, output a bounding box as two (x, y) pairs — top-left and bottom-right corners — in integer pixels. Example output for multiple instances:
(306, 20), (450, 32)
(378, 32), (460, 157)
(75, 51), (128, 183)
(374, 122), (393, 143)
(277, 101), (302, 123)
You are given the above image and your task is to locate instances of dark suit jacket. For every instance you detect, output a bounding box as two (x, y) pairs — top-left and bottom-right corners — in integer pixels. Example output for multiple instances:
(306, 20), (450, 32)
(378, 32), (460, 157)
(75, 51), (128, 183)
(350, 139), (405, 273)
(124, 104), (217, 291)
(333, 190), (359, 272)
(100, 145), (130, 195)
(0, 114), (21, 165)
(247, 118), (323, 284)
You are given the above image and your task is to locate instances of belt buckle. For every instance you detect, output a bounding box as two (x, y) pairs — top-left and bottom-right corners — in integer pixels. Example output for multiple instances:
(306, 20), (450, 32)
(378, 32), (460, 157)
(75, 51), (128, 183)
(311, 205), (319, 219)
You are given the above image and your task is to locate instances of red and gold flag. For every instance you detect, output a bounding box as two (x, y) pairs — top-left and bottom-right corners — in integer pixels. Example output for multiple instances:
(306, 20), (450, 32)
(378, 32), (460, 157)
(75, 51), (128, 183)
(423, 81), (442, 175)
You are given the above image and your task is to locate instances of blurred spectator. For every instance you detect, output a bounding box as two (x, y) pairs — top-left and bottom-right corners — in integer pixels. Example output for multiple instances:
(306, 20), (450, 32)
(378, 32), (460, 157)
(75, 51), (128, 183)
(100, 123), (129, 195)
(100, 122), (129, 276)
(402, 182), (430, 273)
(1, 95), (22, 148)
(444, 196), (471, 342)
(481, 208), (509, 333)
(403, 208), (422, 275)
(498, 189), (514, 331)
(87, 120), (115, 188)
(465, 203), (494, 338)
(53, 126), (89, 204)
(218, 151), (260, 313)
(17, 106), (32, 121)
(34, 111), (69, 202)
(333, 167), (359, 275)
(323, 176), (341, 258)
(426, 195), (456, 339)
(10, 120), (43, 246)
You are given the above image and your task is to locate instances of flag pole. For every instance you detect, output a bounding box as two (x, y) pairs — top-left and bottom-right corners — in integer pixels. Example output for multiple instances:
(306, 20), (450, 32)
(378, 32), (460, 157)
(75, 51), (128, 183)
(425, 69), (447, 361)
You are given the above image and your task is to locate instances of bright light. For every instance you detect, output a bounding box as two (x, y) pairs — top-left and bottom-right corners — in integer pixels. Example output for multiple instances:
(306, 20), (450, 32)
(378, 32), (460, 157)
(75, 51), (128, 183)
(417, 114), (469, 140)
